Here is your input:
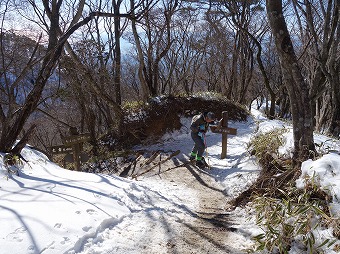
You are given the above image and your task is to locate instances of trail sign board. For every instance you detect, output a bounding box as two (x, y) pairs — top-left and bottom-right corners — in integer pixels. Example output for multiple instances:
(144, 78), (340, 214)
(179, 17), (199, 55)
(211, 126), (237, 135)
(49, 132), (91, 171)
(50, 145), (73, 155)
(62, 133), (91, 146)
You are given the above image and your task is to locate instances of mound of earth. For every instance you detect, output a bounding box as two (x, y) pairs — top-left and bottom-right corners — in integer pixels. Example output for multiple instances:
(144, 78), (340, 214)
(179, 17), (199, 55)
(104, 95), (250, 150)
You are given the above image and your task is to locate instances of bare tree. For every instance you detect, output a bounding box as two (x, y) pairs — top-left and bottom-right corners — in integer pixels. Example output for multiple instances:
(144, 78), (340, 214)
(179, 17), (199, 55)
(162, 8), (208, 95)
(131, 0), (179, 100)
(266, 0), (316, 164)
(0, 0), (47, 154)
(157, 6), (203, 95)
(291, 0), (339, 136)
(185, 0), (261, 105)
(222, 1), (277, 118)
(0, 0), (147, 154)
(57, 0), (130, 144)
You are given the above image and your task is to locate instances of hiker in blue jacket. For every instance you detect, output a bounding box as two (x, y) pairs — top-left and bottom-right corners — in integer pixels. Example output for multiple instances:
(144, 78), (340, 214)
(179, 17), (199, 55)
(189, 111), (216, 168)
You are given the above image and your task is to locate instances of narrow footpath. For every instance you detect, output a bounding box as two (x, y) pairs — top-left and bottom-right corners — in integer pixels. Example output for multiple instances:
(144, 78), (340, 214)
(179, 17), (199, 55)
(109, 156), (256, 254)
(89, 118), (259, 254)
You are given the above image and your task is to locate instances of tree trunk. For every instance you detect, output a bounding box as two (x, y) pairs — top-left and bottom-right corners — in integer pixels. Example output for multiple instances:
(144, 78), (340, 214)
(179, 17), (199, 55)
(113, 0), (122, 106)
(130, 3), (150, 101)
(0, 1), (62, 152)
(266, 1), (316, 165)
(0, 1), (134, 153)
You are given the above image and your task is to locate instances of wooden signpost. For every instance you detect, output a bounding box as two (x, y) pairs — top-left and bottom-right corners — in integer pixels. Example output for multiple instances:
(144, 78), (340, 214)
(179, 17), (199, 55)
(211, 111), (237, 159)
(49, 132), (91, 171)
(62, 133), (90, 171)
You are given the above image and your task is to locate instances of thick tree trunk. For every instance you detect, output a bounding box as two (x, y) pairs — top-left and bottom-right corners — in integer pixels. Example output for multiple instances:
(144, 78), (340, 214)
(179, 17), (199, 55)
(266, 1), (316, 165)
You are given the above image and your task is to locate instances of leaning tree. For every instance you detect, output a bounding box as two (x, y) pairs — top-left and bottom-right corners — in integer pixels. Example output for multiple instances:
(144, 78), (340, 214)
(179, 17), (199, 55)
(0, 0), (149, 155)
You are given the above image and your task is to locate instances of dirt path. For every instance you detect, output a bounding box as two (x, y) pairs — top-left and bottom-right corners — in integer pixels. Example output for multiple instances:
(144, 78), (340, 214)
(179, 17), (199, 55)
(136, 158), (253, 254)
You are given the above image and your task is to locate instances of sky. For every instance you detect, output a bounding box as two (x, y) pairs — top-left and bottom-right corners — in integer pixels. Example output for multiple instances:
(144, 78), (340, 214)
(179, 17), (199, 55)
(1, 103), (340, 254)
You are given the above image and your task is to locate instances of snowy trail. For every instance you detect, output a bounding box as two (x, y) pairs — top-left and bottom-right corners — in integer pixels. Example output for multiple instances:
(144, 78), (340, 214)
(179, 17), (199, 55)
(70, 118), (260, 254)
(3, 111), (340, 254)
(144, 161), (254, 254)
(73, 162), (254, 254)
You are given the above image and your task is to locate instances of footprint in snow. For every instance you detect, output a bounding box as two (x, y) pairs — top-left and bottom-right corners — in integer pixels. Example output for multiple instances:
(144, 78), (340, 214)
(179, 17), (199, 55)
(82, 226), (92, 232)
(54, 223), (62, 228)
(27, 244), (36, 253)
(6, 226), (27, 242)
(60, 237), (70, 244)
(86, 209), (97, 215)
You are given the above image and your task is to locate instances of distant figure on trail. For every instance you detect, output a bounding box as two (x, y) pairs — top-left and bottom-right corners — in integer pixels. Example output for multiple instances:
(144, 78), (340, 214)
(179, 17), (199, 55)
(189, 111), (216, 168)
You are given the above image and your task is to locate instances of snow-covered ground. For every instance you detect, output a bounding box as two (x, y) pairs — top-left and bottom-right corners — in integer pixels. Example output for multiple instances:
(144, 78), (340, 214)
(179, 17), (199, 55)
(1, 107), (340, 254)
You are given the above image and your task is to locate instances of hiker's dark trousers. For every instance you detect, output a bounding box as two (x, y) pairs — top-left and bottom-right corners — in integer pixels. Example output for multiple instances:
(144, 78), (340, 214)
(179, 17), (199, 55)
(191, 132), (205, 157)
